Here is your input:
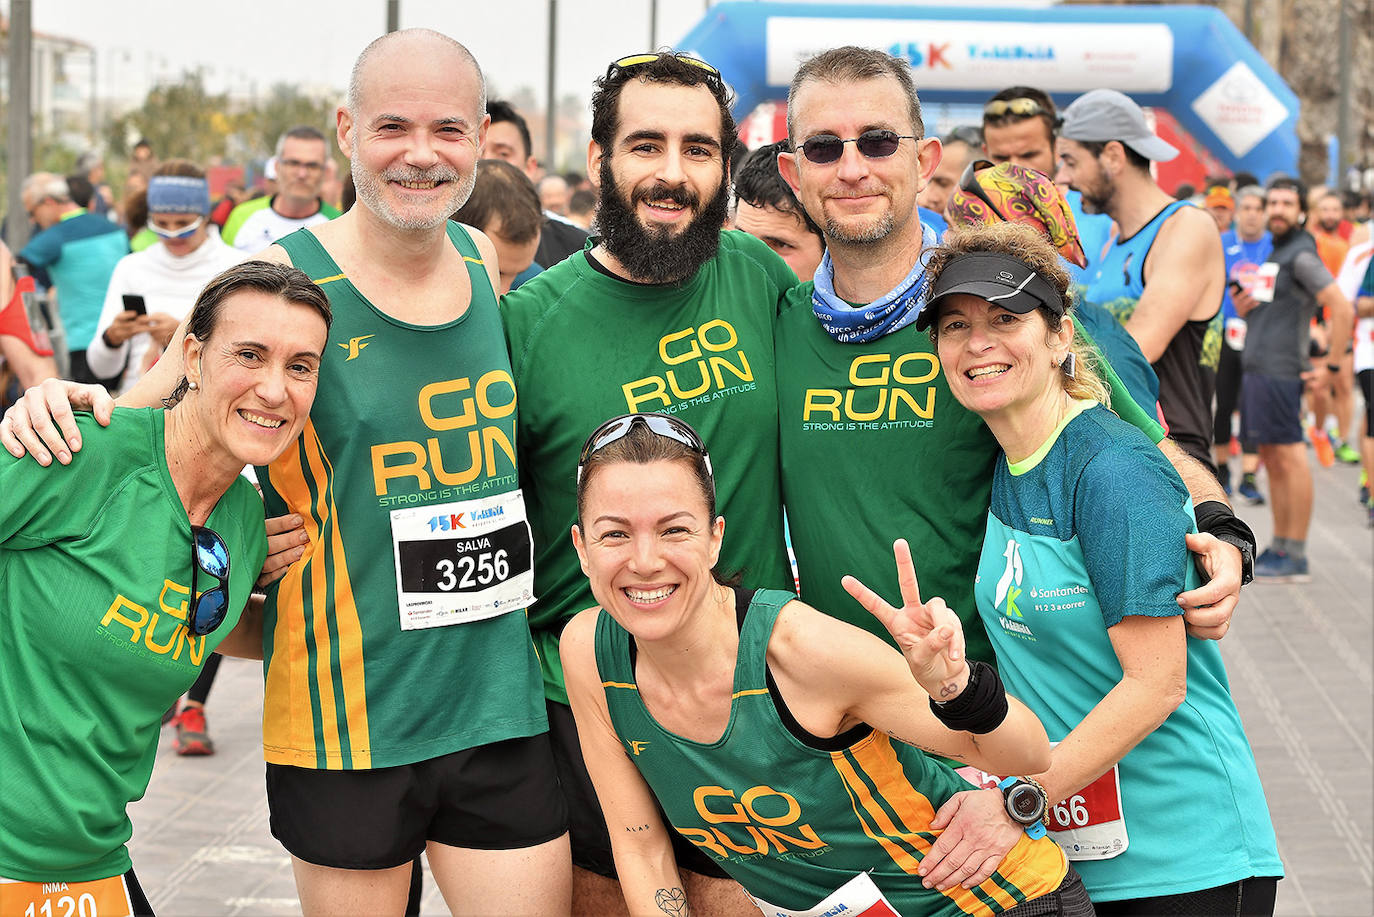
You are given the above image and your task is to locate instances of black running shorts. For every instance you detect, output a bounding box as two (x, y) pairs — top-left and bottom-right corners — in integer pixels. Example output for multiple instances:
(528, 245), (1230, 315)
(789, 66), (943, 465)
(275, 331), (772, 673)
(266, 733), (568, 869)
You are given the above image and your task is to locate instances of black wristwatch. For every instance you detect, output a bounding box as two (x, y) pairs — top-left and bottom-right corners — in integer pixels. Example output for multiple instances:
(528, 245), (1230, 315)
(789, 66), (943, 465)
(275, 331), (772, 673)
(1214, 532), (1255, 586)
(997, 776), (1048, 838)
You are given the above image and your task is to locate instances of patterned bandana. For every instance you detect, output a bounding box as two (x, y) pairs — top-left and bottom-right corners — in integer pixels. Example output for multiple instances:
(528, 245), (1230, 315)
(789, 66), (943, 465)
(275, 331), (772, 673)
(810, 222), (939, 343)
(948, 161), (1087, 268)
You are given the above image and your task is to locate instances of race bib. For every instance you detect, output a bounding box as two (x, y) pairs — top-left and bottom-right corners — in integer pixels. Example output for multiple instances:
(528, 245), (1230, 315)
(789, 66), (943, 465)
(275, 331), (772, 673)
(1045, 765), (1127, 861)
(750, 872), (898, 917)
(1250, 262), (1279, 303)
(389, 490), (535, 631)
(1224, 317), (1247, 351)
(0, 875), (133, 917)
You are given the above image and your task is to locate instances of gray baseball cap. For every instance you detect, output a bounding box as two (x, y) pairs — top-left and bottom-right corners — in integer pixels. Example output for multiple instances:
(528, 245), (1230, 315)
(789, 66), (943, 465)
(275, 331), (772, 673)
(1060, 89), (1179, 162)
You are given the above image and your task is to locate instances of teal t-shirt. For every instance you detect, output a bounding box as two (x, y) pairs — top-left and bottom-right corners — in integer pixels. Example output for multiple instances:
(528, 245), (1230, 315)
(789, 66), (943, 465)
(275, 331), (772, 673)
(976, 401), (1282, 901)
(0, 409), (266, 881)
(18, 209), (129, 350)
(502, 231), (798, 704)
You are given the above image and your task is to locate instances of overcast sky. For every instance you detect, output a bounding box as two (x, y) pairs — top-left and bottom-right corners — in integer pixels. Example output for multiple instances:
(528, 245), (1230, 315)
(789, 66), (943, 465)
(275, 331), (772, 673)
(27, 0), (730, 108)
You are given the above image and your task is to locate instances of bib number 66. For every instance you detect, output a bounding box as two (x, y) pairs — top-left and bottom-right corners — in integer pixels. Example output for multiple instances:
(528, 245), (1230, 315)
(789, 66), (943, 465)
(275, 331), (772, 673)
(1050, 794), (1089, 829)
(435, 550), (510, 591)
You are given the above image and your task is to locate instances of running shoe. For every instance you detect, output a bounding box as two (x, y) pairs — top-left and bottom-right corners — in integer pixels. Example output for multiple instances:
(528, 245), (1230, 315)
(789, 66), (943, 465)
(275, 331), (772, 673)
(1253, 550), (1311, 584)
(174, 706), (215, 756)
(1238, 475), (1266, 505)
(1310, 428), (1335, 468)
(1334, 441), (1361, 464)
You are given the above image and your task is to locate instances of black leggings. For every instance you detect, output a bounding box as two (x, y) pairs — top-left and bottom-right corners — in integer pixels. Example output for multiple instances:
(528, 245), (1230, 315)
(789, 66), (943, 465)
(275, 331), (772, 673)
(185, 652), (222, 706)
(1214, 345), (1256, 453)
(1094, 876), (1277, 917)
(125, 867), (155, 916)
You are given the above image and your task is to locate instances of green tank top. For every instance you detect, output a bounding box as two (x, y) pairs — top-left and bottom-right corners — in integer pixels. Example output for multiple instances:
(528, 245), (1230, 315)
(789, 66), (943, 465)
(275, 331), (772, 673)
(259, 222), (546, 770)
(594, 588), (1066, 916)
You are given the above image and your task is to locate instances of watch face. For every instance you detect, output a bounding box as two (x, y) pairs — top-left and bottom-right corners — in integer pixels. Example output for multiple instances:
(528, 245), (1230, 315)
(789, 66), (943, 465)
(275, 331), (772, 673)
(1009, 785), (1044, 821)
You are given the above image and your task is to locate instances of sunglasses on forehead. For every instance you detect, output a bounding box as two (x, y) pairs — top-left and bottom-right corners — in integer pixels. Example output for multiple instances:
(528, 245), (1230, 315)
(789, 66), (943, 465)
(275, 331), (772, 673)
(607, 52), (721, 84)
(577, 413), (714, 483)
(795, 129), (919, 165)
(983, 97), (1053, 119)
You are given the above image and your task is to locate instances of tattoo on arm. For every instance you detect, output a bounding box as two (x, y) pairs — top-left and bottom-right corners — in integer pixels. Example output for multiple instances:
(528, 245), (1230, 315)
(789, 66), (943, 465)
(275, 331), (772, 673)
(889, 733), (940, 755)
(625, 824), (651, 833)
(655, 887), (689, 916)
(939, 681), (959, 698)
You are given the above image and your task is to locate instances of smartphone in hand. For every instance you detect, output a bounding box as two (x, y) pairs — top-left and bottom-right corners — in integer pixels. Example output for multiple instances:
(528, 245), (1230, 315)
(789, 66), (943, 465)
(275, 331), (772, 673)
(122, 294), (147, 316)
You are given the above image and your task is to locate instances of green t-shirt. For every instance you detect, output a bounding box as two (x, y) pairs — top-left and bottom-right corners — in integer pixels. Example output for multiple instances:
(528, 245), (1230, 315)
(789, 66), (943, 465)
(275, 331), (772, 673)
(0, 409), (266, 882)
(775, 283), (1164, 666)
(265, 223), (546, 770)
(502, 232), (798, 704)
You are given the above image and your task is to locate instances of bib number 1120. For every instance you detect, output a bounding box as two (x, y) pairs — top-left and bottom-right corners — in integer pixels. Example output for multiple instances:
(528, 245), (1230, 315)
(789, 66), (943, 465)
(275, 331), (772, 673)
(26, 894), (99, 917)
(435, 550), (510, 591)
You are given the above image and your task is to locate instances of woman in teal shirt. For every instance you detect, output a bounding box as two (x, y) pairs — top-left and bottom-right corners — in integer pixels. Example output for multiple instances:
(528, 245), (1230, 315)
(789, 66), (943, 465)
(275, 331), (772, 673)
(917, 223), (1281, 915)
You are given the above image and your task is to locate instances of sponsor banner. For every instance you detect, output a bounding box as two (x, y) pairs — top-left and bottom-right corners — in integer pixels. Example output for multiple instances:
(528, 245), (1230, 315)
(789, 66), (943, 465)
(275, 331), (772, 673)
(765, 18), (1174, 92)
(1190, 61), (1290, 157)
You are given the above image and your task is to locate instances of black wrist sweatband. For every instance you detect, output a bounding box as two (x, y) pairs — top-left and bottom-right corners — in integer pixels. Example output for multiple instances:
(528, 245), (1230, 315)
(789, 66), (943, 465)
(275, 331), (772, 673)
(929, 660), (1009, 734)
(1194, 500), (1256, 586)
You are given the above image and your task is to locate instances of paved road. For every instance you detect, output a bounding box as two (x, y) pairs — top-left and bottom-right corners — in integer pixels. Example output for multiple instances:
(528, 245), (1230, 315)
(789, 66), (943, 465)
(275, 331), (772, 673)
(127, 460), (1374, 915)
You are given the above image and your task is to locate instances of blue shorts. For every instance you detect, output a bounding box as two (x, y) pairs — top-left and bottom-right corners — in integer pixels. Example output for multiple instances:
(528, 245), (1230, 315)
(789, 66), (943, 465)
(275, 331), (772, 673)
(1240, 373), (1303, 445)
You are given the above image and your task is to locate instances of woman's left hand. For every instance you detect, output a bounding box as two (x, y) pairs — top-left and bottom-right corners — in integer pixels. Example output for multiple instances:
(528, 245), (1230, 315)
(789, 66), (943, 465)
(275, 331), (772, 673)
(843, 539), (969, 701)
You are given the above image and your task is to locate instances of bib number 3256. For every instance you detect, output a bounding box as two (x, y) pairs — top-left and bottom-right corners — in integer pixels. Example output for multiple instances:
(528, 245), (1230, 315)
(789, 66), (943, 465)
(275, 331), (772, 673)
(390, 490), (535, 631)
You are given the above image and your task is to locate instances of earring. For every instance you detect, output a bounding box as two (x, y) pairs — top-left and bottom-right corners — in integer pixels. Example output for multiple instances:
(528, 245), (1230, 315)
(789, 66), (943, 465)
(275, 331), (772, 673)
(1060, 352), (1077, 380)
(188, 381), (198, 391)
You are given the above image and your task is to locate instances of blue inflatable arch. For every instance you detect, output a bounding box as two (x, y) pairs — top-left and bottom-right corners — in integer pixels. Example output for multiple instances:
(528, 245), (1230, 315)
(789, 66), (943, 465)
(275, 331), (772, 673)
(678, 2), (1298, 178)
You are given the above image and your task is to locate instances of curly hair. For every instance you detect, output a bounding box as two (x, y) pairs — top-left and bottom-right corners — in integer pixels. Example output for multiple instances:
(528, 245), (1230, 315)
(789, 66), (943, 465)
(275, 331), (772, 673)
(926, 223), (1111, 406)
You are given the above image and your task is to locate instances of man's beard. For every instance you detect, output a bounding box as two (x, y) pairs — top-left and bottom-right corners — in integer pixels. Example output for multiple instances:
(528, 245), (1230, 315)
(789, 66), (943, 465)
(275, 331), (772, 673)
(1076, 177), (1113, 215)
(351, 147), (474, 232)
(597, 157), (729, 284)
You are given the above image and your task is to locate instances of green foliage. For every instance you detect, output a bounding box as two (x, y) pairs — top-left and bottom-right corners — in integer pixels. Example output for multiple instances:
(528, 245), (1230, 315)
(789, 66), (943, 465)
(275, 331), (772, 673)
(244, 83), (339, 157)
(104, 69), (244, 163)
(103, 71), (339, 164)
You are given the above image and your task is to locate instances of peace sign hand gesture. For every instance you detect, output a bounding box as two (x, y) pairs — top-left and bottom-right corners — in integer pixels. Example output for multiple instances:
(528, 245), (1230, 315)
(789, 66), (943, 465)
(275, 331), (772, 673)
(842, 539), (971, 702)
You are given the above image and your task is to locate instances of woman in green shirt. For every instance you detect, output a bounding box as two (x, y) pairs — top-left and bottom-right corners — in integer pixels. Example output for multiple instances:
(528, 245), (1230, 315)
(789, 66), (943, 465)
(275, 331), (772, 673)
(0, 261), (331, 915)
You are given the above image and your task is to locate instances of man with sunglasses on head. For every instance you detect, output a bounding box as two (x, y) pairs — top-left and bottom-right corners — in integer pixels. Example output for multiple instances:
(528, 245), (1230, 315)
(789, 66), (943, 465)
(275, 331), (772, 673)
(502, 50), (798, 916)
(774, 46), (1251, 898)
(980, 86), (1114, 283)
(222, 126), (341, 253)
